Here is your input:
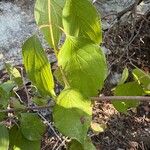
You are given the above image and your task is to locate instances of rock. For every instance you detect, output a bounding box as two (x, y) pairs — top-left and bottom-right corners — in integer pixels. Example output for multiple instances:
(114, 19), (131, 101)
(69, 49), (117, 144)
(0, 1), (36, 69)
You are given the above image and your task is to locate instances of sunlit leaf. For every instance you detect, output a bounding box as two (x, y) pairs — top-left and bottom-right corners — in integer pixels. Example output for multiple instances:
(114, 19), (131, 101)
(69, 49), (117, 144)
(118, 67), (129, 85)
(53, 88), (92, 144)
(58, 37), (107, 97)
(0, 125), (9, 150)
(22, 35), (55, 97)
(63, 0), (102, 44)
(20, 113), (46, 141)
(112, 82), (143, 112)
(132, 68), (150, 91)
(35, 0), (65, 47)
(5, 63), (23, 86)
(91, 122), (106, 134)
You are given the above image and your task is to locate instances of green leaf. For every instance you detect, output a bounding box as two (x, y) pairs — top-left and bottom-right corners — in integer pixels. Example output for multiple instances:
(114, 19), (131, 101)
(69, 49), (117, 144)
(0, 87), (8, 107)
(112, 82), (143, 112)
(118, 67), (129, 85)
(132, 68), (150, 91)
(0, 124), (9, 150)
(9, 125), (41, 150)
(0, 81), (15, 108)
(35, 0), (64, 48)
(58, 37), (107, 97)
(68, 138), (96, 150)
(0, 112), (7, 122)
(53, 88), (92, 144)
(10, 99), (25, 109)
(83, 137), (96, 150)
(22, 35), (55, 97)
(5, 63), (23, 86)
(68, 139), (83, 150)
(32, 97), (48, 106)
(0, 80), (15, 93)
(63, 0), (102, 44)
(20, 113), (46, 141)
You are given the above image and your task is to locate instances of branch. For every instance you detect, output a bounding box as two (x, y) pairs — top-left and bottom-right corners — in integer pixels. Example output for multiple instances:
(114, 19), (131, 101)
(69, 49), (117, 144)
(0, 104), (54, 113)
(117, 0), (142, 20)
(0, 96), (150, 113)
(92, 96), (150, 101)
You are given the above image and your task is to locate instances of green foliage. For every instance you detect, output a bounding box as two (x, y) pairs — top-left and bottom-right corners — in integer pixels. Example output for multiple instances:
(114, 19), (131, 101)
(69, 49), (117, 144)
(22, 35), (55, 97)
(5, 63), (23, 86)
(0, 124), (9, 150)
(34, 0), (65, 48)
(53, 88), (92, 143)
(0, 80), (15, 108)
(58, 36), (107, 96)
(113, 82), (143, 112)
(63, 0), (102, 44)
(20, 113), (46, 141)
(0, 112), (6, 122)
(9, 125), (41, 150)
(132, 68), (150, 93)
(0, 0), (148, 149)
(118, 67), (129, 85)
(68, 138), (96, 150)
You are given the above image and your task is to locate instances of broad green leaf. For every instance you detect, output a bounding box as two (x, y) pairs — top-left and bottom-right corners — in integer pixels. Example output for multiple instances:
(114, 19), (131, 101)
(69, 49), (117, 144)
(0, 125), (9, 150)
(68, 138), (96, 150)
(35, 0), (64, 47)
(0, 112), (6, 122)
(63, 0), (102, 44)
(118, 67), (129, 85)
(0, 81), (15, 108)
(68, 139), (83, 150)
(83, 137), (96, 150)
(0, 80), (15, 93)
(32, 97), (48, 106)
(5, 63), (23, 86)
(10, 99), (25, 109)
(9, 125), (40, 150)
(22, 36), (55, 97)
(53, 88), (92, 144)
(58, 37), (107, 97)
(20, 113), (46, 141)
(132, 68), (150, 91)
(112, 82), (143, 112)
(0, 87), (8, 107)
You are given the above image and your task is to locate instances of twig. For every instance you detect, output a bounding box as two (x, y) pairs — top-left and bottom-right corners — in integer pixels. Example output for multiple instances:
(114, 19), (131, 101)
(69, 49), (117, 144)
(55, 137), (68, 150)
(0, 96), (150, 113)
(117, 0), (143, 20)
(38, 112), (63, 143)
(92, 96), (150, 101)
(20, 67), (31, 106)
(0, 104), (54, 113)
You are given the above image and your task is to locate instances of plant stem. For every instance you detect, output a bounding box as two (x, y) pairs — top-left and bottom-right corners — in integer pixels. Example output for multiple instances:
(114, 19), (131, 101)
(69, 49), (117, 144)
(1, 96), (149, 113)
(92, 96), (150, 101)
